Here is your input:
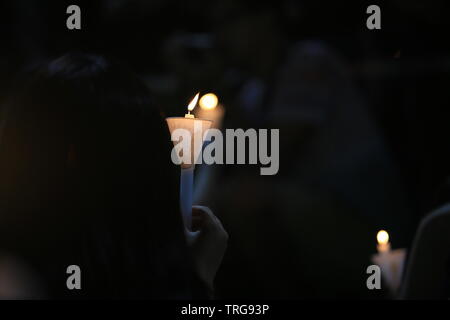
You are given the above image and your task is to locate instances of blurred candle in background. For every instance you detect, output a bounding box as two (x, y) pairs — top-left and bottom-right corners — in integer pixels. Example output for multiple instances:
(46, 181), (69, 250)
(195, 93), (225, 129)
(193, 93), (225, 203)
(372, 229), (406, 295)
(377, 230), (391, 253)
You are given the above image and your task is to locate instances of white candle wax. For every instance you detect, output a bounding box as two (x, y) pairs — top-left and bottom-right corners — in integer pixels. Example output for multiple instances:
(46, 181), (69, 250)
(180, 166), (194, 230)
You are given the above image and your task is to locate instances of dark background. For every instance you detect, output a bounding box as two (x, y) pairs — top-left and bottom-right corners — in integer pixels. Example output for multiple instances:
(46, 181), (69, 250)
(1, 0), (449, 298)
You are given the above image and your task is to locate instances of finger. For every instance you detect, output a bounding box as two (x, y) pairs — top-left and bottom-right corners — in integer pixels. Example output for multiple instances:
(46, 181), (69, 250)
(184, 227), (200, 243)
(195, 205), (225, 230)
(188, 206), (210, 233)
(192, 207), (216, 232)
(192, 205), (226, 233)
(192, 206), (216, 227)
(191, 215), (205, 231)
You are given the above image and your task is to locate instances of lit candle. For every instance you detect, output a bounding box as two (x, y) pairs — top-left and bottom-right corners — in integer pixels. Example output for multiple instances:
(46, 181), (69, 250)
(372, 229), (406, 294)
(185, 92), (199, 119)
(166, 93), (212, 230)
(377, 230), (391, 253)
(195, 93), (225, 129)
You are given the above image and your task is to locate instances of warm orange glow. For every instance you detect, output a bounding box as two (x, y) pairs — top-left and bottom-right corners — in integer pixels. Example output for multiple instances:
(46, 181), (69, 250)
(187, 93), (200, 112)
(199, 93), (218, 110)
(377, 230), (389, 245)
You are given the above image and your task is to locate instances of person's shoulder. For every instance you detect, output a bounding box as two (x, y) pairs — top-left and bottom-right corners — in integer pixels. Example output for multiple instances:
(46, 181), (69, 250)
(0, 255), (46, 299)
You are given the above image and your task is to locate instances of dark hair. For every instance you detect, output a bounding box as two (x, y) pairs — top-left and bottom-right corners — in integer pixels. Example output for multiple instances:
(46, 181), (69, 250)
(0, 53), (202, 298)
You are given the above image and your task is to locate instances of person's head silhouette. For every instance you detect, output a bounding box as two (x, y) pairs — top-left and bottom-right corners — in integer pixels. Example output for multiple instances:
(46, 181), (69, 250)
(0, 53), (203, 298)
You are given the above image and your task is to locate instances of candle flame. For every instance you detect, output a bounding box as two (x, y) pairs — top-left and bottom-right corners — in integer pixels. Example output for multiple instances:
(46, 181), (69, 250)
(187, 93), (200, 112)
(377, 230), (389, 245)
(199, 93), (218, 110)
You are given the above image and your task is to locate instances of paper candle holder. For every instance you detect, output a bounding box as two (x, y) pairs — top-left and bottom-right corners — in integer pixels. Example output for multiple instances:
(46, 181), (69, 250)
(166, 117), (212, 168)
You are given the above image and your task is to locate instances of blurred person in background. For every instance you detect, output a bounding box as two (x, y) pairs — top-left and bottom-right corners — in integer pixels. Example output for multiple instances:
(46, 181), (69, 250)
(0, 53), (227, 299)
(202, 1), (412, 298)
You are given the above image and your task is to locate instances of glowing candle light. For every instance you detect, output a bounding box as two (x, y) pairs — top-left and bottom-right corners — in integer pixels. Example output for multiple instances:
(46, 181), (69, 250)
(195, 93), (225, 129)
(166, 93), (212, 229)
(185, 92), (199, 118)
(377, 230), (391, 253)
(199, 93), (218, 110)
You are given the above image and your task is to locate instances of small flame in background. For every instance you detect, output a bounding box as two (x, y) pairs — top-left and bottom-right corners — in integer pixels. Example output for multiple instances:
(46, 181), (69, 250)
(199, 93), (218, 110)
(377, 230), (389, 245)
(187, 93), (200, 112)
